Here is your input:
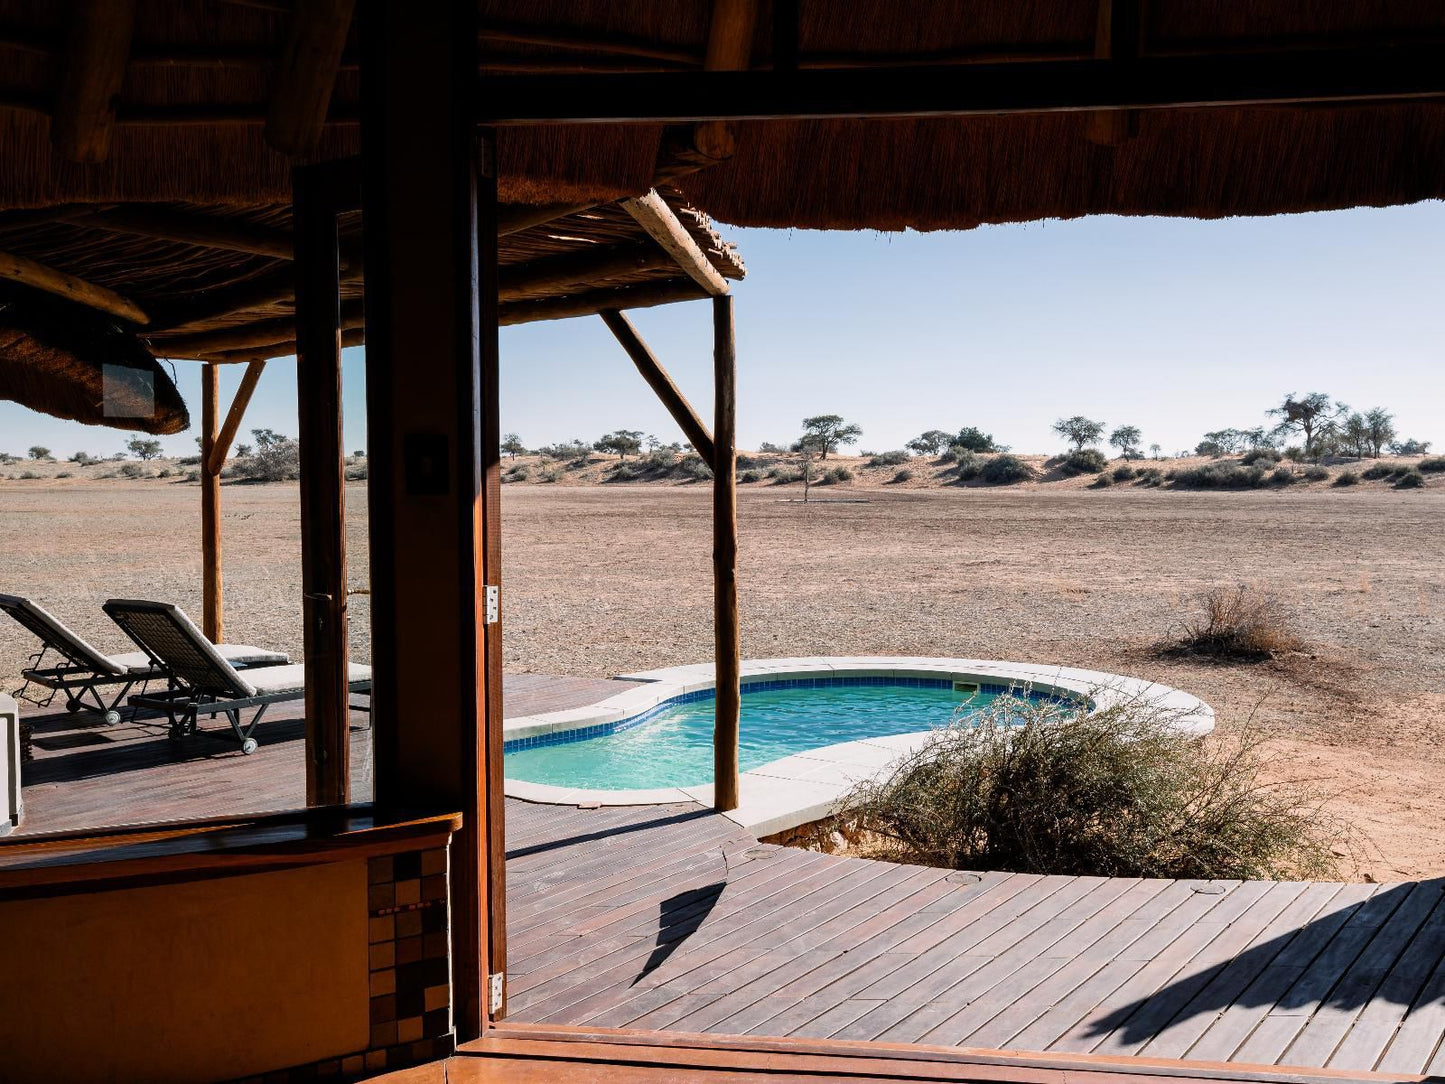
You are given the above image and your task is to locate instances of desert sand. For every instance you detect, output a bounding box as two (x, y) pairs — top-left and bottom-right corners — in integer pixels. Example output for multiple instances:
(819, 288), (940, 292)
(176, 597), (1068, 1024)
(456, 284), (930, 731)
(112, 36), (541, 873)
(2, 471), (1441, 880)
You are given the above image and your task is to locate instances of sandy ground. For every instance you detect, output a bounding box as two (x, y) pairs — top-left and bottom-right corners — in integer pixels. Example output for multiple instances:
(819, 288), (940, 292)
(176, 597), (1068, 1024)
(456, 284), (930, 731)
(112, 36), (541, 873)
(2, 478), (1442, 880)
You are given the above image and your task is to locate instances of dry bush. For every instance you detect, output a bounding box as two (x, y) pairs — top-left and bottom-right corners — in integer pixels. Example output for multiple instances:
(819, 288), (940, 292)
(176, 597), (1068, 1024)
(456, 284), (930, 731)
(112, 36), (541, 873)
(843, 694), (1345, 880)
(1169, 585), (1303, 660)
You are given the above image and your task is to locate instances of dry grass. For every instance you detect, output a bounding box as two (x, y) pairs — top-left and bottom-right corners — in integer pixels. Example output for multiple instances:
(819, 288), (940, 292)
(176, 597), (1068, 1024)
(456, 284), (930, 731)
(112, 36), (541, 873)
(843, 693), (1350, 880)
(1166, 585), (1304, 661)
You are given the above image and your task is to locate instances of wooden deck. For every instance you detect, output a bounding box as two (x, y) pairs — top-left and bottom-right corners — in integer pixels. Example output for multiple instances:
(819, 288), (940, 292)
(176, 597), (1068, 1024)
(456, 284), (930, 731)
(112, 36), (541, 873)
(505, 800), (1445, 1076)
(13, 672), (639, 834)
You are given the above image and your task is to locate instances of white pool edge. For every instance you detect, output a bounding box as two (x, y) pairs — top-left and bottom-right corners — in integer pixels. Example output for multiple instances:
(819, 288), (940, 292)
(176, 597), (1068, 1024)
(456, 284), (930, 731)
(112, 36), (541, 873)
(503, 656), (1214, 839)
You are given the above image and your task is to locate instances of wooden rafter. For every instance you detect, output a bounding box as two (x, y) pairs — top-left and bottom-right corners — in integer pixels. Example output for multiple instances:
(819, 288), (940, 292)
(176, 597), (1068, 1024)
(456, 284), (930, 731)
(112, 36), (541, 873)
(151, 261), (363, 334)
(694, 0), (760, 159)
(77, 207), (294, 259)
(499, 280), (707, 326)
(620, 191), (729, 297)
(599, 309), (716, 468)
(264, 0), (357, 156)
(0, 247), (148, 324)
(1088, 0), (1143, 145)
(52, 0), (136, 163)
(478, 21), (700, 65)
(498, 243), (676, 303)
(150, 301), (366, 357)
(205, 326), (364, 365)
(208, 361), (266, 474)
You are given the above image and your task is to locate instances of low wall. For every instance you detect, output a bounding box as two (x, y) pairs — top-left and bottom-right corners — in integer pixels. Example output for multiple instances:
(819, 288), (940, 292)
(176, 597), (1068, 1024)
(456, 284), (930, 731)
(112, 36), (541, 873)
(0, 808), (459, 1083)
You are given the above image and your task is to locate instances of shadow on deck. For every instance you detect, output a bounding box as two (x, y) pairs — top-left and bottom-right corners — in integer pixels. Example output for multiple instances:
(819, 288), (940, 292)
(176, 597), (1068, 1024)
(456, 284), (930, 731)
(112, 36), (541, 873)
(504, 800), (1445, 1076)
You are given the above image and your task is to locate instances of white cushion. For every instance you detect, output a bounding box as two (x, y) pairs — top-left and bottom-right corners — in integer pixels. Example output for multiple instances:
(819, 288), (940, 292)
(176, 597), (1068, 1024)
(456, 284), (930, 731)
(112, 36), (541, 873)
(244, 662), (372, 697)
(114, 644), (289, 675)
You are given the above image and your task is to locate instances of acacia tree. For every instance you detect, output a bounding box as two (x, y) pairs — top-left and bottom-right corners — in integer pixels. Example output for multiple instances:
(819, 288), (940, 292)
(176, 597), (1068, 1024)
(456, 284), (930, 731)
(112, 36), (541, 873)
(501, 433), (526, 458)
(953, 426), (1002, 453)
(126, 436), (162, 460)
(1149, 443), (1162, 459)
(1365, 408), (1396, 458)
(1341, 413), (1370, 459)
(27, 445), (51, 460)
(1051, 416), (1105, 452)
(1108, 425), (1143, 459)
(796, 414), (862, 460)
(1268, 392), (1342, 455)
(593, 429), (643, 460)
(906, 429), (953, 455)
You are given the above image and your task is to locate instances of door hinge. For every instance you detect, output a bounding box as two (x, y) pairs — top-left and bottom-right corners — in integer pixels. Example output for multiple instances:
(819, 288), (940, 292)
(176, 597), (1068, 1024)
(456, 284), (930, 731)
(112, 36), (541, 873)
(484, 585), (499, 625)
(488, 972), (505, 1013)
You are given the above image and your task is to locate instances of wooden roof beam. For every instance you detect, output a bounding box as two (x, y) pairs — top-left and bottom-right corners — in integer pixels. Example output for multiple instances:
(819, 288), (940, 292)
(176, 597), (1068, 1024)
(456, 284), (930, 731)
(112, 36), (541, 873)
(265, 0), (356, 156)
(52, 0), (136, 163)
(694, 0), (761, 160)
(1088, 0), (1143, 146)
(205, 327), (365, 365)
(76, 207), (294, 259)
(620, 191), (729, 297)
(0, 247), (148, 324)
(475, 45), (1445, 123)
(478, 22), (700, 66)
(498, 243), (677, 303)
(600, 309), (716, 468)
(499, 279), (707, 326)
(149, 300), (366, 357)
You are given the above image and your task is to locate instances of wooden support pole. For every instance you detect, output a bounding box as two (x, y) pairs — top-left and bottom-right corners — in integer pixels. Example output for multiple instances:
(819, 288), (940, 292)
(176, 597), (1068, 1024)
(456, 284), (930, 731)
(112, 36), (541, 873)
(294, 164), (350, 808)
(208, 361), (266, 475)
(1088, 0), (1142, 146)
(712, 295), (740, 813)
(52, 0), (136, 162)
(620, 191), (730, 297)
(361, 0), (492, 1037)
(265, 0), (357, 156)
(200, 363), (223, 643)
(599, 309), (716, 467)
(0, 248), (149, 325)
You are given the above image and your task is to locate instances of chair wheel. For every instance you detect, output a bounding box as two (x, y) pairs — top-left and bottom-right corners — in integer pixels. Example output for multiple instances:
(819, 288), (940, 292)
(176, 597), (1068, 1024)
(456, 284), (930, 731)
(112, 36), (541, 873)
(241, 738), (258, 755)
(66, 698), (82, 713)
(103, 710), (121, 726)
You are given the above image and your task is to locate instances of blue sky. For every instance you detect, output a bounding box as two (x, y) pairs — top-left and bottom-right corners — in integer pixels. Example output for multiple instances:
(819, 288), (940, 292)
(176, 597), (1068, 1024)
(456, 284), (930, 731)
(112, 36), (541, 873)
(4, 202), (1442, 459)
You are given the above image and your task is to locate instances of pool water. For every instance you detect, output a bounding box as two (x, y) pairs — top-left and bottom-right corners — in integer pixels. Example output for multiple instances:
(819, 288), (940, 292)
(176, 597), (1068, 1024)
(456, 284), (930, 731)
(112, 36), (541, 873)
(504, 682), (1040, 791)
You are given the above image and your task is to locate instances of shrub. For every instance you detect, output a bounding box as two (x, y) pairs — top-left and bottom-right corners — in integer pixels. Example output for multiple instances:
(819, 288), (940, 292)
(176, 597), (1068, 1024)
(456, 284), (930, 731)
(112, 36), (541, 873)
(739, 469), (761, 483)
(1170, 463), (1268, 489)
(757, 442), (784, 454)
(344, 464), (368, 481)
(1168, 585), (1302, 660)
(607, 463), (639, 482)
(843, 695), (1341, 879)
(56, 471), (72, 479)
(1361, 463), (1399, 481)
(1269, 466), (1296, 486)
(890, 469), (914, 484)
(770, 469), (802, 485)
(952, 450), (982, 481)
(232, 435), (300, 482)
(1059, 448), (1108, 476)
(539, 468), (562, 483)
(1333, 470), (1360, 486)
(817, 466), (853, 485)
(1111, 465), (1136, 482)
(1090, 472), (1114, 488)
(20, 471), (40, 479)
(1303, 466), (1330, 482)
(1395, 469), (1426, 489)
(504, 464), (531, 483)
(119, 462), (146, 478)
(734, 454), (759, 470)
(156, 468), (172, 478)
(979, 454), (1034, 485)
(1241, 448), (1280, 466)
(867, 450), (910, 467)
(1135, 467), (1163, 486)
(677, 454), (713, 481)
(1418, 457), (1445, 473)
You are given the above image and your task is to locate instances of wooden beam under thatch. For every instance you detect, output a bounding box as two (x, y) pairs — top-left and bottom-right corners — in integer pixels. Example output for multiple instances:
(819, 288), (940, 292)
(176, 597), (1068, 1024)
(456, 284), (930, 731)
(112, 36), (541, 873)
(1088, 0), (1142, 146)
(478, 21), (700, 65)
(151, 301), (366, 357)
(0, 248), (148, 324)
(204, 326), (364, 365)
(694, 0), (760, 160)
(620, 191), (729, 297)
(499, 279), (707, 326)
(265, 0), (357, 156)
(52, 0), (136, 163)
(152, 262), (363, 333)
(77, 207), (294, 259)
(498, 243), (676, 303)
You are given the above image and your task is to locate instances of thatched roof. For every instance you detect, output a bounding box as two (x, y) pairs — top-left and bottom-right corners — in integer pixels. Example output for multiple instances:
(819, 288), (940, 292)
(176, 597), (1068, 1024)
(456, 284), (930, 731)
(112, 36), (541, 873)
(0, 292), (187, 434)
(0, 2), (1441, 230)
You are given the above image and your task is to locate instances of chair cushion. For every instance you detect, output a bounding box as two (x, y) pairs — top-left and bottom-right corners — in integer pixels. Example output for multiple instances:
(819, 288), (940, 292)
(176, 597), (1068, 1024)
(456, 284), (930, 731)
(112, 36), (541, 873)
(244, 662), (372, 697)
(115, 644), (290, 675)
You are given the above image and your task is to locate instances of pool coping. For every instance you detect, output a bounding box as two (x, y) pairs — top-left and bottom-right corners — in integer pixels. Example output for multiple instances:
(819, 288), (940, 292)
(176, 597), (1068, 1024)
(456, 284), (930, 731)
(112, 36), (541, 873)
(503, 656), (1215, 838)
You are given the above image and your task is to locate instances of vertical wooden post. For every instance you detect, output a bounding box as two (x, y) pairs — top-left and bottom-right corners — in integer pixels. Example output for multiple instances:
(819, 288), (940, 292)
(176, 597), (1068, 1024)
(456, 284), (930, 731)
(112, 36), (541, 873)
(294, 163), (350, 808)
(200, 362), (223, 643)
(477, 130), (508, 1016)
(713, 295), (740, 812)
(361, 0), (492, 1038)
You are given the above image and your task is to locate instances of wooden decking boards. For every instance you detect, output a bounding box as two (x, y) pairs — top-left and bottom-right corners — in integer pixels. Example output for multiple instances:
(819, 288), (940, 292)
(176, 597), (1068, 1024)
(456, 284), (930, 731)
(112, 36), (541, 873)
(12, 674), (1445, 1074)
(504, 800), (1445, 1075)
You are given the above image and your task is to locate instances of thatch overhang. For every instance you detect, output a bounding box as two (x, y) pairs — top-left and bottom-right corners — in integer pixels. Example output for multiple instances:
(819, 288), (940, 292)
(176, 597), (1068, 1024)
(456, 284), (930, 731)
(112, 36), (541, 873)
(0, 2), (1440, 229)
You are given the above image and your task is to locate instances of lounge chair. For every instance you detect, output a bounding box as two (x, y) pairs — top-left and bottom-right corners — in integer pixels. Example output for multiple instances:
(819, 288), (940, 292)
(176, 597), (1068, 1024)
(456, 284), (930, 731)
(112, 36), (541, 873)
(103, 598), (371, 754)
(1, 593), (289, 725)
